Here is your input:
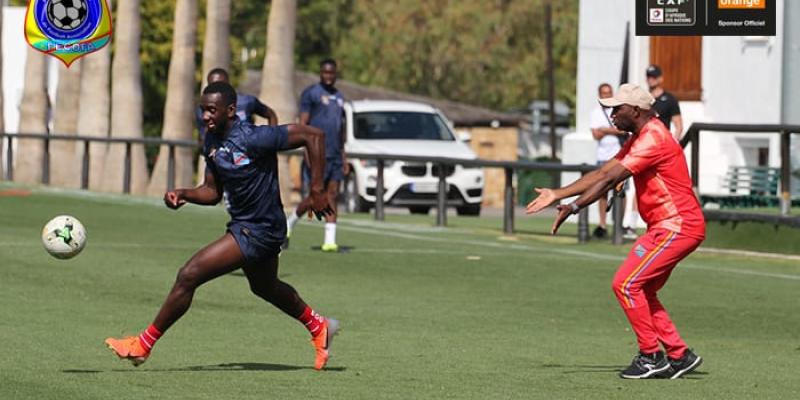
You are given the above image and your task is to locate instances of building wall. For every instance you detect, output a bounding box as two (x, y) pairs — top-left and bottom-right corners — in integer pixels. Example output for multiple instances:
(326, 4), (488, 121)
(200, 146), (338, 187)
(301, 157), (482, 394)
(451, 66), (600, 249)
(463, 126), (519, 208)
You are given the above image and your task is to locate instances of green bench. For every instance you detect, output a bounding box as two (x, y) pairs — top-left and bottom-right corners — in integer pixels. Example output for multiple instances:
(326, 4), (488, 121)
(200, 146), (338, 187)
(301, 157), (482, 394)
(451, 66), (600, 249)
(701, 166), (781, 209)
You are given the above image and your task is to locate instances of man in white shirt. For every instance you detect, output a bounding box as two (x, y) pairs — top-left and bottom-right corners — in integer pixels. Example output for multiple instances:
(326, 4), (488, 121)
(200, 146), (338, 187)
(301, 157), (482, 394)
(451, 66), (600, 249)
(590, 83), (627, 239)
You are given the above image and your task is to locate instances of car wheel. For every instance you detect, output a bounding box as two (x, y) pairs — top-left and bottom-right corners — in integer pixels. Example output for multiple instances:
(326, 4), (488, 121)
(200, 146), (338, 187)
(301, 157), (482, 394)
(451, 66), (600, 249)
(408, 206), (431, 215)
(345, 172), (370, 213)
(456, 204), (481, 216)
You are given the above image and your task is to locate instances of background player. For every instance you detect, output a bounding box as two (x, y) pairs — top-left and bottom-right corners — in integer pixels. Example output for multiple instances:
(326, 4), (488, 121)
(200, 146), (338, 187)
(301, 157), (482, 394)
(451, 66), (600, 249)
(526, 83), (704, 379)
(105, 82), (339, 370)
(285, 58), (347, 252)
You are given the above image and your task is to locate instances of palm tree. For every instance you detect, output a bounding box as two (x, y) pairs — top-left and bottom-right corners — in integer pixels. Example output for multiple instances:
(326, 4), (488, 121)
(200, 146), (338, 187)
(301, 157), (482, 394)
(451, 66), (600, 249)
(261, 0), (297, 204)
(103, 0), (149, 194)
(202, 0), (231, 78)
(0, 7), (6, 180)
(197, 0), (231, 182)
(147, 0), (198, 196)
(0, 5), (5, 180)
(50, 62), (82, 188)
(15, 47), (50, 184)
(79, 41), (111, 191)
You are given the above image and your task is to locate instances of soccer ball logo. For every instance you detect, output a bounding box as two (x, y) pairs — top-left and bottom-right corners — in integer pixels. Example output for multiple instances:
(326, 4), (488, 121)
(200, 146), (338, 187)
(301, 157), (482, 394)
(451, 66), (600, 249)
(47, 0), (88, 31)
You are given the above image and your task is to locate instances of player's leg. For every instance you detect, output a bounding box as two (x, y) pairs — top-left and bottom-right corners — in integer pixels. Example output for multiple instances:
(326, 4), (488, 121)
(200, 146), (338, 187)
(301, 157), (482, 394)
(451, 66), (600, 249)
(105, 233), (245, 365)
(595, 191), (609, 239)
(242, 256), (339, 369)
(321, 180), (340, 252)
(641, 234), (704, 378)
(611, 229), (677, 378)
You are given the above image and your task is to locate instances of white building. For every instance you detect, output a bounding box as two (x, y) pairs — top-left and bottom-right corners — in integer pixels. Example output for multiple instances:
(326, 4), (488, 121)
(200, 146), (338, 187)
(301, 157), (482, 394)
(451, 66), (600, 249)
(563, 0), (799, 224)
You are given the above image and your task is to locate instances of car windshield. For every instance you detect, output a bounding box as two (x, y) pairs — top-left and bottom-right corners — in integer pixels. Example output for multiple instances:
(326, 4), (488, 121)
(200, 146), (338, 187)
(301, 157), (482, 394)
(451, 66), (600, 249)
(354, 112), (455, 141)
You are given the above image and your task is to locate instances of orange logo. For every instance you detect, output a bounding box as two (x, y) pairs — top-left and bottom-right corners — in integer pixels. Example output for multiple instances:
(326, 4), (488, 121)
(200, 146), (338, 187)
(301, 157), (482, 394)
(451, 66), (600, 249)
(718, 0), (766, 9)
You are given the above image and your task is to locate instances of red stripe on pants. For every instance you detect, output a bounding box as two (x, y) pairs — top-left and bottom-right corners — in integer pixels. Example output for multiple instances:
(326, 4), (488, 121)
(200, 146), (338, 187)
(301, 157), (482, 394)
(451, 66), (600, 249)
(611, 228), (702, 359)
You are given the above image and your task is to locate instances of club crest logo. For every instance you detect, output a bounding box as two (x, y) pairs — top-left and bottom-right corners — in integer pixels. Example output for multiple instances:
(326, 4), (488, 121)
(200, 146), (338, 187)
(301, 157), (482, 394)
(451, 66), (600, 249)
(25, 0), (113, 67)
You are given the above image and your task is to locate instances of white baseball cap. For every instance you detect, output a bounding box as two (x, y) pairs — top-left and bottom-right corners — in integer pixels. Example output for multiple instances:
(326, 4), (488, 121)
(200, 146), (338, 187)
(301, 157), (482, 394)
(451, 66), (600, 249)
(598, 83), (655, 110)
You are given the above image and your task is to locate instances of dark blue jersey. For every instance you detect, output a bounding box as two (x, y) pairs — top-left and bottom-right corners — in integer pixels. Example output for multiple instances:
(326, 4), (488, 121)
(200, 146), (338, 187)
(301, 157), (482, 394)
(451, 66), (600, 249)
(299, 83), (344, 159)
(203, 120), (289, 243)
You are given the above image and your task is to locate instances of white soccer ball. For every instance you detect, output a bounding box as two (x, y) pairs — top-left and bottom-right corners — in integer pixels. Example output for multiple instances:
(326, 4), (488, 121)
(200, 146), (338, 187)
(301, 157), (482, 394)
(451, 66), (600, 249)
(41, 215), (87, 259)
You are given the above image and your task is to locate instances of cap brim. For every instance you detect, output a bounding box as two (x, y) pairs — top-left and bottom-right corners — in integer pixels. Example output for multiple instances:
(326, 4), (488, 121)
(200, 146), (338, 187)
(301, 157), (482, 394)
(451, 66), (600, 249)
(598, 98), (623, 108)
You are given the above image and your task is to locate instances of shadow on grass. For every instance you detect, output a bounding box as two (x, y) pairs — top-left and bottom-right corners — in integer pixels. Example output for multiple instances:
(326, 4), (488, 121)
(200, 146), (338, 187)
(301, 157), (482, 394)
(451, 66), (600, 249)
(63, 363), (346, 374)
(537, 363), (708, 379)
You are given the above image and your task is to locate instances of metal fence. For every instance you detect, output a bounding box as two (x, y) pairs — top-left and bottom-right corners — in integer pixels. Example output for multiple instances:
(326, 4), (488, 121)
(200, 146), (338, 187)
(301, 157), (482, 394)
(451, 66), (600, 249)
(0, 131), (599, 243)
(1, 132), (197, 193)
(679, 123), (800, 222)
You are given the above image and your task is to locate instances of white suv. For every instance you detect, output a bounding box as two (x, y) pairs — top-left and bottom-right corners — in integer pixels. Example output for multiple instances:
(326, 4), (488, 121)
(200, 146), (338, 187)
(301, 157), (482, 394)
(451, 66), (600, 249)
(343, 100), (484, 215)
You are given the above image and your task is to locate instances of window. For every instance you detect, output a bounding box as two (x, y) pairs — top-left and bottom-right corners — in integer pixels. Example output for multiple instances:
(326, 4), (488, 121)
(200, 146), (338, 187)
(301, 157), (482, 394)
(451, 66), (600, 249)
(649, 36), (703, 101)
(354, 112), (455, 141)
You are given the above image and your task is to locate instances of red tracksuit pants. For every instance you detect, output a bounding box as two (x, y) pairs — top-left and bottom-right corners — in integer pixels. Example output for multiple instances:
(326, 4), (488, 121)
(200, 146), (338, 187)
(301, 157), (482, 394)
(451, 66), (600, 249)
(612, 228), (702, 359)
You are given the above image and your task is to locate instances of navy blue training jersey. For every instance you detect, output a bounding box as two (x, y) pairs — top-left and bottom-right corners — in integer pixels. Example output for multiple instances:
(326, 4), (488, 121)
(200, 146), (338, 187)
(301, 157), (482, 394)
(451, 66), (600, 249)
(203, 120), (289, 242)
(299, 83), (344, 159)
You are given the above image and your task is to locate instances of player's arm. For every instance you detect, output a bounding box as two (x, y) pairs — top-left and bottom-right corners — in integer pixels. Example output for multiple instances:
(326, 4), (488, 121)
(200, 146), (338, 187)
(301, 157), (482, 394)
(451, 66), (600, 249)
(591, 127), (623, 140)
(254, 99), (278, 126)
(284, 124), (335, 218)
(164, 168), (221, 209)
(525, 161), (616, 214)
(550, 159), (632, 234)
(671, 114), (684, 140)
(341, 114), (349, 175)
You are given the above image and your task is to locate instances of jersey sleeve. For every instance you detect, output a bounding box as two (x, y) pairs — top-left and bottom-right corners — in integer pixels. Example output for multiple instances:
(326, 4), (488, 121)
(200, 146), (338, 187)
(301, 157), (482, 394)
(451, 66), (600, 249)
(299, 88), (314, 114)
(615, 130), (663, 175)
(249, 125), (290, 156)
(670, 96), (682, 116)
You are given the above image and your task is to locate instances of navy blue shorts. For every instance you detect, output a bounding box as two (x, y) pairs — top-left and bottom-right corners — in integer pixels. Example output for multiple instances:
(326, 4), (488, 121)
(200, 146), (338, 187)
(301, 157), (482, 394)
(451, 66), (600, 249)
(228, 223), (282, 262)
(303, 158), (344, 186)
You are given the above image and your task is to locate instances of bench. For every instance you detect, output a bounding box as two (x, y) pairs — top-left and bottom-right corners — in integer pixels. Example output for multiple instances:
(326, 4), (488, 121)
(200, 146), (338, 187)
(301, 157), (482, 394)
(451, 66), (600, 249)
(700, 166), (781, 209)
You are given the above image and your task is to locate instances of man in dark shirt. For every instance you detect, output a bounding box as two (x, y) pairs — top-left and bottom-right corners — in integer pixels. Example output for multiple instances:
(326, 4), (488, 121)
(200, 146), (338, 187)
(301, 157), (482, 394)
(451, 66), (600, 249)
(285, 59), (347, 252)
(196, 68), (278, 140)
(105, 82), (340, 371)
(646, 65), (683, 140)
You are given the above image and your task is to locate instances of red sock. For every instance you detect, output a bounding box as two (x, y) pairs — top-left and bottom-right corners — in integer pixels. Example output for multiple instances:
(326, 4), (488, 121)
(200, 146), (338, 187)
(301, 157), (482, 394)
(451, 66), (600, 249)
(298, 307), (325, 336)
(138, 324), (163, 352)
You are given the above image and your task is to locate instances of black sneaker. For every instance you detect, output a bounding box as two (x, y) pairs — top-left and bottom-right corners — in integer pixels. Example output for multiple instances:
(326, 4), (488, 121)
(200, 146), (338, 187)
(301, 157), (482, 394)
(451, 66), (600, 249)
(619, 351), (671, 379)
(665, 349), (703, 379)
(593, 226), (608, 239)
(280, 237), (290, 250)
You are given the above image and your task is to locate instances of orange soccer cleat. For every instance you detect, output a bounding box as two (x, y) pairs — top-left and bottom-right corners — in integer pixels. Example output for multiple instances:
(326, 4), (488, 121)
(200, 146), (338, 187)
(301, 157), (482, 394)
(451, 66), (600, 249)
(104, 336), (151, 366)
(311, 317), (340, 370)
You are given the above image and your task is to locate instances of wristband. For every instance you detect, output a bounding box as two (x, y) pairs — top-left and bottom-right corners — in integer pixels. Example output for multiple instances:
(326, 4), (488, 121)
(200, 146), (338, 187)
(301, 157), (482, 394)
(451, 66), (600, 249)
(569, 202), (580, 215)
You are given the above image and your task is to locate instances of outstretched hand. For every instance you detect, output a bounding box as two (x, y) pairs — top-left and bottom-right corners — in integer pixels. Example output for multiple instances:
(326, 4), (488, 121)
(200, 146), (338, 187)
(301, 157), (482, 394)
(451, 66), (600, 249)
(551, 203), (573, 235)
(164, 190), (187, 210)
(525, 188), (558, 214)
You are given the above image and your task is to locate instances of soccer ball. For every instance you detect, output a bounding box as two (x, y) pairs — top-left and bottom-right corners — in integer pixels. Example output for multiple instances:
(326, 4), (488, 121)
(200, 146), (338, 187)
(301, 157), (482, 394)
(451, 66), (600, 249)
(47, 0), (88, 31)
(42, 215), (87, 259)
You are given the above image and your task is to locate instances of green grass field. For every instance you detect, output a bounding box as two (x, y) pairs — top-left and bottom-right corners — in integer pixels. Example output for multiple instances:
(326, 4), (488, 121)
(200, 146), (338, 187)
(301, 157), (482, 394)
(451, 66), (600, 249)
(2, 188), (800, 399)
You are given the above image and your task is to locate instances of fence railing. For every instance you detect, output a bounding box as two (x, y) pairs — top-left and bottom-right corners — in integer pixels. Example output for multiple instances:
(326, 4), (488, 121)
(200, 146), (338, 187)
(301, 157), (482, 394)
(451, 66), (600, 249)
(1, 132), (197, 193)
(679, 123), (800, 217)
(0, 131), (599, 243)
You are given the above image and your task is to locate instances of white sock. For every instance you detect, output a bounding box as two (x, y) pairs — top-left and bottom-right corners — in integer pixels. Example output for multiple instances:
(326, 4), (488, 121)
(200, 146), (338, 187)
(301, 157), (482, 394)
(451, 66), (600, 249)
(324, 223), (337, 245)
(287, 212), (299, 233)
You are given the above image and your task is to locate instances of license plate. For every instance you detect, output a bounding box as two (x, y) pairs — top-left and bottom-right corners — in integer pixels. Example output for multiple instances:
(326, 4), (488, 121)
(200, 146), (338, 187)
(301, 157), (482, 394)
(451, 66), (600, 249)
(410, 182), (439, 193)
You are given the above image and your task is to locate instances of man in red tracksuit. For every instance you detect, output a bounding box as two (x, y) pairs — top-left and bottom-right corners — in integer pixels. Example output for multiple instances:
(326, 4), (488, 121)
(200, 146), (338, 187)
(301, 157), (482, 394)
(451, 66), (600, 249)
(526, 83), (705, 379)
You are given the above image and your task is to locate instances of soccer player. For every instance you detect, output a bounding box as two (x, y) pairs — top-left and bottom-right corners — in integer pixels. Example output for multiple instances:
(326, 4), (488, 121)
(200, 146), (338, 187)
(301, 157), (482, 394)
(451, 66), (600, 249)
(526, 83), (704, 379)
(285, 58), (346, 252)
(105, 82), (340, 370)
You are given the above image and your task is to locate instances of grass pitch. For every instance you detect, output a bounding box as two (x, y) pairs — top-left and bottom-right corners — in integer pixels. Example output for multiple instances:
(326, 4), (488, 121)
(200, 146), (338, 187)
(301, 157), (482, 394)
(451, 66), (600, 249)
(1, 188), (799, 399)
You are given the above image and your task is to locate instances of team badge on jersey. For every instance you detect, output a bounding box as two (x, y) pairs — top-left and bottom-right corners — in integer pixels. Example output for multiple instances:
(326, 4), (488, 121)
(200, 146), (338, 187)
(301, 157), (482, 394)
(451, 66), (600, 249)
(25, 0), (113, 67)
(232, 151), (251, 166)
